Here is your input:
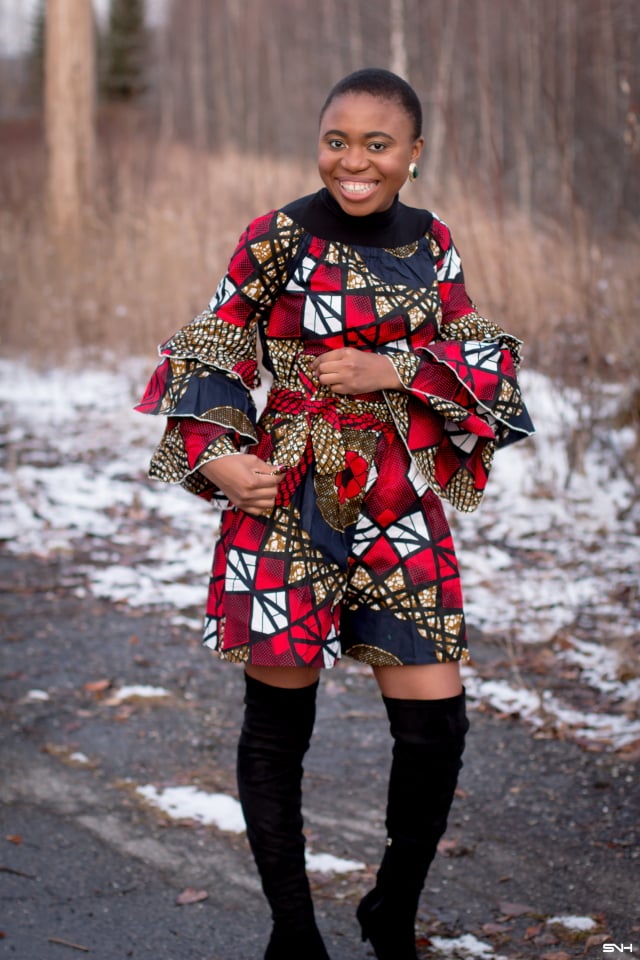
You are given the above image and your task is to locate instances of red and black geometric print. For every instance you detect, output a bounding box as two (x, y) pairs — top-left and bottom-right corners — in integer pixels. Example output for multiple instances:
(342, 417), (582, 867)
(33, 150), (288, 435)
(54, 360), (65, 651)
(138, 196), (534, 668)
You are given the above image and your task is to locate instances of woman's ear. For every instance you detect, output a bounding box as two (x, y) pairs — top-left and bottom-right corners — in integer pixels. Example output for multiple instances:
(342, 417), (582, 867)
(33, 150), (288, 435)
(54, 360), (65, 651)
(412, 137), (425, 163)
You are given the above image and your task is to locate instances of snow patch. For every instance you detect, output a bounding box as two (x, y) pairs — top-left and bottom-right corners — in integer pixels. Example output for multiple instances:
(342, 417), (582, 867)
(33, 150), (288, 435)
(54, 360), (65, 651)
(137, 784), (246, 833)
(547, 915), (597, 931)
(431, 933), (506, 959)
(463, 670), (640, 749)
(25, 689), (50, 701)
(305, 851), (365, 874)
(136, 784), (366, 873)
(111, 685), (171, 702)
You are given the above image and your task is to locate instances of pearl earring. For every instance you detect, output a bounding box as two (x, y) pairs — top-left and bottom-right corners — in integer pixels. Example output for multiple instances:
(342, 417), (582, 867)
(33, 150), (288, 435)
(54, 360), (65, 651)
(408, 162), (419, 182)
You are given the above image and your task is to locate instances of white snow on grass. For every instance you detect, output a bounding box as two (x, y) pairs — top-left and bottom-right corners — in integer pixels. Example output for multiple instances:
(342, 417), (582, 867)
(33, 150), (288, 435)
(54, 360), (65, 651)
(305, 851), (365, 874)
(136, 784), (365, 872)
(430, 933), (506, 959)
(547, 914), (597, 931)
(137, 784), (246, 833)
(2, 359), (639, 750)
(25, 689), (50, 701)
(449, 371), (638, 649)
(463, 669), (640, 748)
(88, 564), (207, 612)
(557, 638), (640, 703)
(110, 684), (171, 702)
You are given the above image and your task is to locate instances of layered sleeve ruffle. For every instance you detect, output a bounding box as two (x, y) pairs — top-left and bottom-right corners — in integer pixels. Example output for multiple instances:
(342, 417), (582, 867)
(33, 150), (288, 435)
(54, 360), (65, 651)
(136, 347), (259, 500)
(382, 218), (534, 513)
(135, 210), (304, 499)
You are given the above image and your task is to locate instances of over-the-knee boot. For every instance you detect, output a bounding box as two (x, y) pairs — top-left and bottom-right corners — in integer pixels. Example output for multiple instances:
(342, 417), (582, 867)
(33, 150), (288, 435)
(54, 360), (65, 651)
(237, 673), (331, 960)
(357, 690), (469, 960)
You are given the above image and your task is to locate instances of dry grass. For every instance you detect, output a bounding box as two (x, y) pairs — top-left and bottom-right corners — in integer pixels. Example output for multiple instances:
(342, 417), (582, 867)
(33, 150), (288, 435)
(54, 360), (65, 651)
(414, 178), (640, 386)
(0, 114), (318, 363)
(2, 110), (639, 402)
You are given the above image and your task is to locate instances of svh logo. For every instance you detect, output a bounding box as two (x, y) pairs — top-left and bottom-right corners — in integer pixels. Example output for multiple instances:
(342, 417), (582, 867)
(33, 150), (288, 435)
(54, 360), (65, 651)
(603, 947), (634, 954)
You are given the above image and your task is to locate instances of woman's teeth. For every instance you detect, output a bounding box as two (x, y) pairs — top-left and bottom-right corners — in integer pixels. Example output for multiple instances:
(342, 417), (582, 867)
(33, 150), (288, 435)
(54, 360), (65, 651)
(340, 181), (375, 194)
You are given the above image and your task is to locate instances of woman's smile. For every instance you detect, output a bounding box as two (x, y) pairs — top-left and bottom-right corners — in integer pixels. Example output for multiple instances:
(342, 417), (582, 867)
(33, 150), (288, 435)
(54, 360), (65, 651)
(338, 178), (380, 199)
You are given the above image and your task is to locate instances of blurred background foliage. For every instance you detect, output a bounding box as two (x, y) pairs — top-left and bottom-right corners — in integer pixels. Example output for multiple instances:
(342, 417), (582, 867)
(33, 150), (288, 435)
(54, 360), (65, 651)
(0, 0), (638, 454)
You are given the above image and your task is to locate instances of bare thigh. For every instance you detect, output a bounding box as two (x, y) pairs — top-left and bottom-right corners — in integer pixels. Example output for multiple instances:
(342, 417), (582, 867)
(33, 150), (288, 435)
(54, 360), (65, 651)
(245, 664), (322, 689)
(244, 661), (462, 697)
(372, 661), (462, 700)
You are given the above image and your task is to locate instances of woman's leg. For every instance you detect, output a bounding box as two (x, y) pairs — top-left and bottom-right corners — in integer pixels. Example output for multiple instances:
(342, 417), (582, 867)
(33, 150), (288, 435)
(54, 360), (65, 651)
(237, 664), (331, 960)
(373, 661), (463, 700)
(245, 664), (322, 688)
(357, 662), (469, 960)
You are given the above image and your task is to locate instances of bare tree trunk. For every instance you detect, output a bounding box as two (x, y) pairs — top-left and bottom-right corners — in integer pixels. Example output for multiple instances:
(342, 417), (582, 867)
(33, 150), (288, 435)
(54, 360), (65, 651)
(157, 12), (175, 143)
(389, 0), (408, 79)
(347, 0), (364, 70)
(425, 0), (460, 188)
(514, 0), (536, 216)
(320, 0), (343, 85)
(188, 0), (208, 148)
(210, 0), (232, 142)
(473, 2), (499, 203)
(45, 0), (95, 235)
(557, 0), (578, 214)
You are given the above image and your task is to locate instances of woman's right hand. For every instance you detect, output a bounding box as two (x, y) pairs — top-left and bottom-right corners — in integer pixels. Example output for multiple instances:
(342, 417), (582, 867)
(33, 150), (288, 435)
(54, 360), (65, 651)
(199, 454), (282, 516)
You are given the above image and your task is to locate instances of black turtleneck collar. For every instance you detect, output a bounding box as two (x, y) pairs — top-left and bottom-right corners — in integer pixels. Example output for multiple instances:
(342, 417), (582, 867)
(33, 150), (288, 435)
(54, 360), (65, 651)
(281, 188), (432, 248)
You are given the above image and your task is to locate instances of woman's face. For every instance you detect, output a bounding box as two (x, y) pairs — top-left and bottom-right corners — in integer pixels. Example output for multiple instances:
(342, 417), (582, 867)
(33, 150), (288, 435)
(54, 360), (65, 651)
(318, 92), (424, 217)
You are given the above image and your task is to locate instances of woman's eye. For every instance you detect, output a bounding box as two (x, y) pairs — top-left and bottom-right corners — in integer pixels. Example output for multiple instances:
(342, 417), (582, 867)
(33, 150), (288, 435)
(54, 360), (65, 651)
(368, 142), (386, 152)
(328, 139), (345, 149)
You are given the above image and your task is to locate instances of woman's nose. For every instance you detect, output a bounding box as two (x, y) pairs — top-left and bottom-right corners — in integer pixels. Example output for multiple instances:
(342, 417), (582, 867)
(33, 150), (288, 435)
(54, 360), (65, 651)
(340, 147), (369, 171)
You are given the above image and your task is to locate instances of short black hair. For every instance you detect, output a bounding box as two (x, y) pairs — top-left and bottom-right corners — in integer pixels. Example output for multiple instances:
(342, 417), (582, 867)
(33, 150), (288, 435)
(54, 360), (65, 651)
(319, 68), (422, 141)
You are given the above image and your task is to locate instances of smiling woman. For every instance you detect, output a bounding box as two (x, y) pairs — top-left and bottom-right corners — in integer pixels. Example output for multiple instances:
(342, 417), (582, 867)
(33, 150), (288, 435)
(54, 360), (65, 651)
(136, 67), (533, 960)
(317, 104), (421, 213)
(317, 82), (423, 216)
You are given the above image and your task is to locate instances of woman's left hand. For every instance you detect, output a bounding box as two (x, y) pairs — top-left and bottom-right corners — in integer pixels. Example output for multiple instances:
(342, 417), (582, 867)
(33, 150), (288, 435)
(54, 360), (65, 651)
(310, 348), (403, 395)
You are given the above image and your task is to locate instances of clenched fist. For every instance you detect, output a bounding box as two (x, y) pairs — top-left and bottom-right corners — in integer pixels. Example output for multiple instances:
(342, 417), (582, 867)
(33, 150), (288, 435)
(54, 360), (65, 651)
(310, 348), (402, 395)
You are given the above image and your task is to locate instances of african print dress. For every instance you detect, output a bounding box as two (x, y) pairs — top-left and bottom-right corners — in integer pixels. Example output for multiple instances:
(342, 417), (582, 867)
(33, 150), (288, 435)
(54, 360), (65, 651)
(137, 189), (534, 669)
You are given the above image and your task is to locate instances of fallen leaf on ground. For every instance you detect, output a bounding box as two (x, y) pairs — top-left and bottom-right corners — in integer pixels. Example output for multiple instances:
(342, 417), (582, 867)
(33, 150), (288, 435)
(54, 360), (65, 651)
(533, 932), (558, 946)
(524, 924), (543, 939)
(4, 835), (22, 845)
(498, 900), (536, 917)
(176, 887), (208, 905)
(481, 923), (510, 935)
(437, 838), (458, 854)
(83, 679), (112, 694)
(112, 705), (135, 721)
(437, 836), (472, 857)
(585, 934), (610, 949)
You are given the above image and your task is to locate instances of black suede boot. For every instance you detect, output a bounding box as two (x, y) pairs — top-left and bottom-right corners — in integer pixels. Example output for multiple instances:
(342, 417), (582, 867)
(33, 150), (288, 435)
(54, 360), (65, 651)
(237, 673), (331, 960)
(357, 690), (469, 960)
